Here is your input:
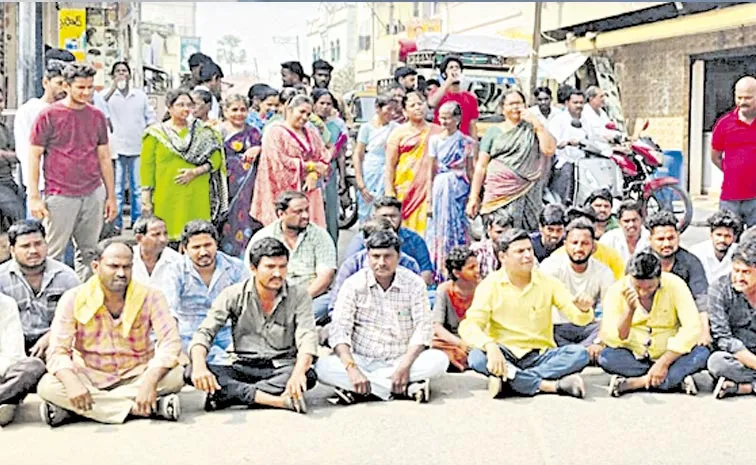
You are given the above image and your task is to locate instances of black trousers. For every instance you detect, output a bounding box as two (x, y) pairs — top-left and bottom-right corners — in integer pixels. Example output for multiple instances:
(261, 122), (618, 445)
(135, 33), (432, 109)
(184, 359), (317, 408)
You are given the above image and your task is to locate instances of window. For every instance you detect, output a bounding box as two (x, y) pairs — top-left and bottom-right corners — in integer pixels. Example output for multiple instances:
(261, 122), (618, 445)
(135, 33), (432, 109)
(358, 35), (371, 52)
(335, 39), (341, 62)
(330, 41), (335, 61)
(413, 2), (420, 17)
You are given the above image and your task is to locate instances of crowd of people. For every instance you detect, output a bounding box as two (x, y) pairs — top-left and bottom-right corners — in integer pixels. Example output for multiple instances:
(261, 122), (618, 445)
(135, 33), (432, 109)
(1, 47), (756, 428)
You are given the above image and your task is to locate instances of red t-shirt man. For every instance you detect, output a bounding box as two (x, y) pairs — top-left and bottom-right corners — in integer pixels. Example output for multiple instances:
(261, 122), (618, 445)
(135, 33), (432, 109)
(30, 102), (109, 197)
(428, 56), (480, 137)
(711, 108), (756, 201)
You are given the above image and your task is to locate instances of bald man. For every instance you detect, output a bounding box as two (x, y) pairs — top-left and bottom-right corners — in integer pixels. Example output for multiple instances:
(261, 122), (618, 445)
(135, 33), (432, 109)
(712, 76), (756, 226)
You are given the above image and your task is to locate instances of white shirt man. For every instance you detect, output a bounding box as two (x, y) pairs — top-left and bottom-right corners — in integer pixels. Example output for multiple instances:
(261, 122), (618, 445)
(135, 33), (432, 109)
(132, 244), (182, 288)
(690, 240), (735, 285)
(548, 108), (591, 169)
(104, 86), (156, 157)
(599, 227), (650, 263)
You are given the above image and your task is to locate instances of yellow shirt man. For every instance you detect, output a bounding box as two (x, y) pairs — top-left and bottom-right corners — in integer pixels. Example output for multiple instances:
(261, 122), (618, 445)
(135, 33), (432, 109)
(601, 272), (701, 360)
(459, 268), (594, 358)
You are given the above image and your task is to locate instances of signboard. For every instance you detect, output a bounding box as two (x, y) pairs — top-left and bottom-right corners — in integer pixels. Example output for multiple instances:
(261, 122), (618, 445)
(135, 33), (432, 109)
(180, 37), (202, 73)
(58, 8), (86, 61)
(408, 19), (441, 39)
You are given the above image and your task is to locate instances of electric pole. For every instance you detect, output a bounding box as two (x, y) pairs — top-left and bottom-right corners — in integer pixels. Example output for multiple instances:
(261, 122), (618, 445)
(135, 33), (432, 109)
(527, 2), (543, 97)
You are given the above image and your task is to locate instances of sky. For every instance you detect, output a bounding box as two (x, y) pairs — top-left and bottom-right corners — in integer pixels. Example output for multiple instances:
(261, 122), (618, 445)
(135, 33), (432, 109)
(196, 2), (320, 83)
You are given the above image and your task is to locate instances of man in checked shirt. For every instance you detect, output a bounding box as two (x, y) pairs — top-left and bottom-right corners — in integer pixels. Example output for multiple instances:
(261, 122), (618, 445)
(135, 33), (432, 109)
(316, 230), (449, 404)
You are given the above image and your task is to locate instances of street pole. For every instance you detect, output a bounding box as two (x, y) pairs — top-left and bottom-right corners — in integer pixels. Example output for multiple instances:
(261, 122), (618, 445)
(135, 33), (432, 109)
(527, 1), (543, 97)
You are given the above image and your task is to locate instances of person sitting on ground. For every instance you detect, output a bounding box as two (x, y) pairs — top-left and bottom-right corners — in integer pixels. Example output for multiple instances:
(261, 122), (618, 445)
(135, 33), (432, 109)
(316, 231), (449, 404)
(584, 188), (618, 239)
(0, 292), (47, 427)
(131, 216), (182, 288)
(599, 199), (650, 263)
(690, 209), (743, 284)
(708, 240), (756, 399)
(327, 217), (420, 317)
(551, 205), (625, 279)
(540, 218), (615, 362)
(470, 207), (514, 279)
(599, 251), (709, 397)
(162, 220), (247, 365)
(646, 210), (711, 346)
(530, 203), (567, 263)
(343, 196), (434, 285)
(432, 246), (480, 371)
(460, 229), (593, 399)
(0, 220), (80, 357)
(245, 191), (336, 324)
(187, 238), (317, 413)
(37, 239), (183, 427)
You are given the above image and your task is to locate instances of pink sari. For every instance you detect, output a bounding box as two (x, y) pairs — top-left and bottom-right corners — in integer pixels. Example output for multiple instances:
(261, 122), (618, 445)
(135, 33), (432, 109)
(251, 122), (330, 227)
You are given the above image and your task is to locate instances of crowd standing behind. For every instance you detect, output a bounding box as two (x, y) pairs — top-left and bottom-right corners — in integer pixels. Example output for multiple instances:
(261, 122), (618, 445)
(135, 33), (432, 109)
(1, 49), (756, 428)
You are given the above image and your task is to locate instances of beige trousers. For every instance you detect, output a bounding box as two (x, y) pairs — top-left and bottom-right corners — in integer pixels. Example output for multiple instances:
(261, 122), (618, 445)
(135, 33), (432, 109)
(37, 366), (184, 424)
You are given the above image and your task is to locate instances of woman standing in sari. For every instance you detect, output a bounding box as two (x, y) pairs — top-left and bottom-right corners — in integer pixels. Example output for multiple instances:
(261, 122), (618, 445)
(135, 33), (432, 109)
(385, 91), (441, 236)
(432, 246), (480, 371)
(353, 94), (398, 222)
(466, 89), (556, 231)
(311, 89), (348, 243)
(426, 102), (475, 282)
(141, 89), (226, 244)
(251, 94), (331, 227)
(218, 94), (263, 257)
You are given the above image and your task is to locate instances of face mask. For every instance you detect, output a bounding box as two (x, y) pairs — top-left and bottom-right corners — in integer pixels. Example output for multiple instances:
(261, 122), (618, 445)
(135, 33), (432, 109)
(116, 80), (127, 90)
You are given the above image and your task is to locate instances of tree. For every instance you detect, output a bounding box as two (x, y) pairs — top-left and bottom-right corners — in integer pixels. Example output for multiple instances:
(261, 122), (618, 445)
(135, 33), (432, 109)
(216, 34), (247, 75)
(330, 65), (356, 96)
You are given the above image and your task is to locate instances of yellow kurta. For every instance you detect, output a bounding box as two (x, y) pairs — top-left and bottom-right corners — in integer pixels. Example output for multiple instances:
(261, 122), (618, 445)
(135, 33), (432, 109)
(459, 268), (593, 358)
(600, 273), (701, 360)
(141, 128), (223, 240)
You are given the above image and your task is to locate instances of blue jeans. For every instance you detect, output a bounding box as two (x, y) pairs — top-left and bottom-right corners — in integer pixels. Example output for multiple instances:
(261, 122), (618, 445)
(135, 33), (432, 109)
(115, 154), (142, 230)
(720, 198), (756, 227)
(598, 346), (710, 391)
(468, 344), (589, 396)
(313, 293), (330, 325)
(324, 160), (339, 245)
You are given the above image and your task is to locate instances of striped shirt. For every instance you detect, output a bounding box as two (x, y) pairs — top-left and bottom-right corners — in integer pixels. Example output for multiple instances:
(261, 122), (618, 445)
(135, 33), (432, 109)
(330, 267), (431, 361)
(47, 281), (181, 389)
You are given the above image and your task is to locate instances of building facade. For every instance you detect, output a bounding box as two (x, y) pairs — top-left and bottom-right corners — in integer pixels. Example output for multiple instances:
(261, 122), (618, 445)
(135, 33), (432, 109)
(305, 3), (357, 72)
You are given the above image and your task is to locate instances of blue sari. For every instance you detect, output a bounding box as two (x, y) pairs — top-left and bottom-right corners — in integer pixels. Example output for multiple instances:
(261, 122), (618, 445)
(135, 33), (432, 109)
(356, 120), (398, 221)
(426, 130), (474, 282)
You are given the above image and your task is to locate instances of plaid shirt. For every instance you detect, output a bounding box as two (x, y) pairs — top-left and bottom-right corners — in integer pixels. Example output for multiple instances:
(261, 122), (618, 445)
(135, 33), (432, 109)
(246, 220), (337, 287)
(47, 280), (181, 389)
(709, 274), (756, 354)
(160, 252), (248, 364)
(0, 259), (80, 341)
(330, 267), (431, 361)
(470, 239), (499, 279)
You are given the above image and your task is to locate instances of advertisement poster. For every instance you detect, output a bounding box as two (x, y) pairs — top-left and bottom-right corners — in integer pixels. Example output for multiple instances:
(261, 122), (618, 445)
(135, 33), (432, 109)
(180, 37), (202, 73)
(58, 8), (86, 61)
(85, 7), (120, 88)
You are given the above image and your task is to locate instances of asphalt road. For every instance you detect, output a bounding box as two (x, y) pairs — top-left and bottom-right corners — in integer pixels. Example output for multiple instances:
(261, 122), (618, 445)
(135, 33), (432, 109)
(5, 200), (745, 465)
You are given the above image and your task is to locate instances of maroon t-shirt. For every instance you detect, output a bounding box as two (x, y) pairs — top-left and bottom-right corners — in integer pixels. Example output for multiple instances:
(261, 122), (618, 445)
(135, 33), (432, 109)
(431, 89), (480, 136)
(30, 102), (108, 197)
(712, 108), (756, 201)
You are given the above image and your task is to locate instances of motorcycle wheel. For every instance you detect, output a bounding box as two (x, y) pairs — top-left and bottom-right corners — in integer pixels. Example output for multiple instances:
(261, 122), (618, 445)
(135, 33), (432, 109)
(644, 184), (693, 233)
(338, 175), (359, 230)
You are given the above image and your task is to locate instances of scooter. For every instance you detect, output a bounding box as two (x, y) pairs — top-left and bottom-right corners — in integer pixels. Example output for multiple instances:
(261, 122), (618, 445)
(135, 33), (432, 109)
(545, 120), (692, 233)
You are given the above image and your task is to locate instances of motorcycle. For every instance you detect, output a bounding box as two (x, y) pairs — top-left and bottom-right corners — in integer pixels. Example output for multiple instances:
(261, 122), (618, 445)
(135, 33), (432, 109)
(546, 120), (692, 233)
(338, 138), (359, 230)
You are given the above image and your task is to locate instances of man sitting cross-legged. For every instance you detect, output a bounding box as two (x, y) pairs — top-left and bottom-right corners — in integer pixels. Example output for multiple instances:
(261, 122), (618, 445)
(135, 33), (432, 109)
(316, 230), (449, 404)
(540, 218), (615, 363)
(37, 239), (183, 427)
(187, 238), (317, 413)
(708, 240), (756, 399)
(460, 228), (593, 399)
(599, 251), (709, 397)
